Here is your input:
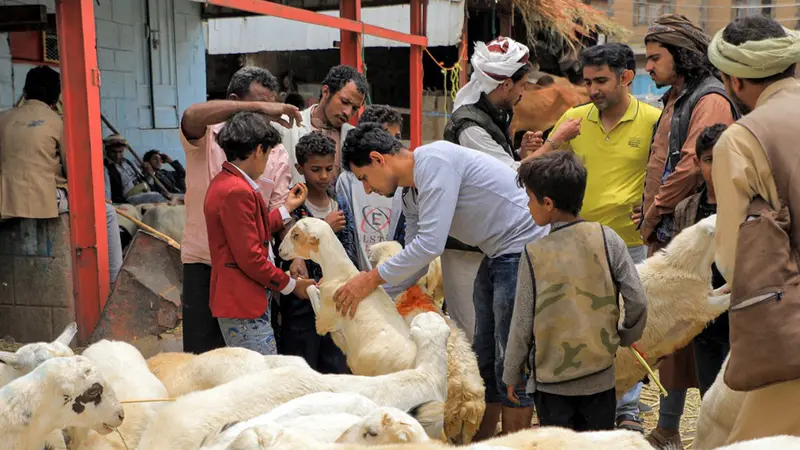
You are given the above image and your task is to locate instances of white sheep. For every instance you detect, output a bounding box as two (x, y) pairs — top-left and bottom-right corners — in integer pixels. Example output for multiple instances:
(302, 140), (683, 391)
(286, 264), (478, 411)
(614, 214), (731, 394)
(0, 322), (79, 450)
(713, 436), (800, 449)
(136, 311), (450, 450)
(220, 423), (652, 450)
(693, 355), (745, 450)
(0, 322), (78, 386)
(0, 356), (125, 450)
(146, 347), (309, 397)
(370, 240), (486, 444)
(369, 241), (444, 310)
(200, 392), (430, 449)
(278, 217), (417, 376)
(67, 340), (170, 450)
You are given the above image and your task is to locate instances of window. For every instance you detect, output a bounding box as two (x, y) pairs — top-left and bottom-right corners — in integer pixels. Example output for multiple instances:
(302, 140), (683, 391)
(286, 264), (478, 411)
(634, 0), (675, 26)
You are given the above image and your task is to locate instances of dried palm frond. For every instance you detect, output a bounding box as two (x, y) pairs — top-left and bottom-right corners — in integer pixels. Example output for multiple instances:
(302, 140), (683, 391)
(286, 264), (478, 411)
(515, 0), (631, 54)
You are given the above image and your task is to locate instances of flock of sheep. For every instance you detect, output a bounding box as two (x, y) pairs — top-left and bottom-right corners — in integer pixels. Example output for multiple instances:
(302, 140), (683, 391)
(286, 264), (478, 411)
(0, 214), (798, 450)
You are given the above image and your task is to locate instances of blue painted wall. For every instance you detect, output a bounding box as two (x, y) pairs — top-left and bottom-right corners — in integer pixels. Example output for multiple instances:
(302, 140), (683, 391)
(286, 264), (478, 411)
(0, 0), (206, 164)
(632, 72), (668, 107)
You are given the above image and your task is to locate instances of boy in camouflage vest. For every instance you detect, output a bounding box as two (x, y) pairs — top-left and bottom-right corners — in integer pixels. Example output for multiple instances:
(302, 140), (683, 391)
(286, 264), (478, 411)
(503, 151), (648, 431)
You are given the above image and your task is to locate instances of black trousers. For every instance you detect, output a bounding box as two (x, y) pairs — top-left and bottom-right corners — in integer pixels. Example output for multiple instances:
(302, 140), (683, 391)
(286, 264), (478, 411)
(182, 263), (226, 354)
(534, 388), (617, 431)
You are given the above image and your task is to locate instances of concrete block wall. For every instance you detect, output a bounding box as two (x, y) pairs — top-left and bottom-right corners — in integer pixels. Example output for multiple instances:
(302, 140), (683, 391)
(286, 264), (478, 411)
(0, 215), (75, 343)
(0, 0), (207, 164)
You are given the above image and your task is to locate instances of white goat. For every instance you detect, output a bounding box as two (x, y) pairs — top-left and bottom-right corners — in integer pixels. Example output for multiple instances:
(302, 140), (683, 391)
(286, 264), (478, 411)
(278, 217), (417, 376)
(0, 322), (79, 450)
(693, 355), (746, 450)
(369, 241), (444, 309)
(136, 312), (450, 450)
(221, 423), (651, 450)
(714, 436), (800, 449)
(67, 340), (169, 450)
(0, 356), (125, 450)
(370, 240), (486, 444)
(200, 392), (429, 449)
(0, 322), (78, 386)
(615, 215), (731, 394)
(146, 347), (308, 397)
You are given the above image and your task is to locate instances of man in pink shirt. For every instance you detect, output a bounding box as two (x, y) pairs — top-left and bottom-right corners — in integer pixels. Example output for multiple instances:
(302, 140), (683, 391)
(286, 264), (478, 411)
(180, 67), (302, 354)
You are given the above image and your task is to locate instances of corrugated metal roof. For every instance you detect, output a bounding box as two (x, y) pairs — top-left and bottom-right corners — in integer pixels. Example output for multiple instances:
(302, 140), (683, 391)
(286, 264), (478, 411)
(206, 0), (464, 54)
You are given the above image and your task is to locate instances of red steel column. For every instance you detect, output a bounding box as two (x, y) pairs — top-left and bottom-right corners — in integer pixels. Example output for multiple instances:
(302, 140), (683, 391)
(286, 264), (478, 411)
(56, 0), (109, 342)
(409, 0), (423, 149)
(339, 0), (363, 71)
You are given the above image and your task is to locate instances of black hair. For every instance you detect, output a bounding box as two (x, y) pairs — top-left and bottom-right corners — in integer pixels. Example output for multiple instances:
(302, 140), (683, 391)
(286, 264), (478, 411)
(510, 63), (531, 83)
(341, 122), (403, 170)
(24, 65), (61, 106)
(322, 65), (369, 97)
(645, 40), (717, 84)
(143, 150), (160, 163)
(284, 93), (306, 109)
(216, 112), (281, 162)
(580, 44), (634, 77)
(722, 16), (796, 84)
(226, 66), (279, 99)
(516, 150), (587, 215)
(696, 123), (728, 158)
(359, 105), (403, 128)
(296, 131), (336, 166)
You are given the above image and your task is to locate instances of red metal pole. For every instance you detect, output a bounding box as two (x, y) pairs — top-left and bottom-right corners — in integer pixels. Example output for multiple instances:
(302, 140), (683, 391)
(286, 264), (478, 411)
(409, 0), (423, 149)
(339, 0), (362, 72)
(56, 0), (109, 342)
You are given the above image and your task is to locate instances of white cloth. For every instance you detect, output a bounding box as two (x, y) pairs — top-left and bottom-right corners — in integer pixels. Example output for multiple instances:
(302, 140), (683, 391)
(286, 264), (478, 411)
(454, 37), (530, 110)
(459, 126), (521, 170)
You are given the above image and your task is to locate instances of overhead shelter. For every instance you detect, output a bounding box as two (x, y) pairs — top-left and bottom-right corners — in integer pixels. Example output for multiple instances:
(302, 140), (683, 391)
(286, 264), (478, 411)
(26, 0), (426, 341)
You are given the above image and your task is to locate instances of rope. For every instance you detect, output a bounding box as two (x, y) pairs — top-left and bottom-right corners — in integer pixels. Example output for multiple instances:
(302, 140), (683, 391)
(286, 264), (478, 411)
(423, 44), (468, 117)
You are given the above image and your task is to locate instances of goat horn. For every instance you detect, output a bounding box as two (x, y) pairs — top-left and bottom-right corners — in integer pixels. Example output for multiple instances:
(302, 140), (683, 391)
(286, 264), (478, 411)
(54, 322), (78, 346)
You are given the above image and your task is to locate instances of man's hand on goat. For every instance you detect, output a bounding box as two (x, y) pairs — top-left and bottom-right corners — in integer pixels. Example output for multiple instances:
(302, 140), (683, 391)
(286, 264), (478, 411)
(325, 211), (347, 233)
(293, 277), (316, 300)
(290, 258), (309, 279)
(631, 205), (643, 226)
(285, 183), (308, 212)
(333, 269), (383, 318)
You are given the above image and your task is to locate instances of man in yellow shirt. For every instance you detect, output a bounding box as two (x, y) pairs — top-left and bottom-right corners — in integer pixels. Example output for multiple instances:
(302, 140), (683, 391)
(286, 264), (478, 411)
(528, 43), (661, 432)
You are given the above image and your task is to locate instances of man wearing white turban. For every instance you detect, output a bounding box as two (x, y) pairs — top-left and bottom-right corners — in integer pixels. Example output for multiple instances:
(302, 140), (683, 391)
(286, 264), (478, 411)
(442, 37), (539, 438)
(708, 15), (800, 444)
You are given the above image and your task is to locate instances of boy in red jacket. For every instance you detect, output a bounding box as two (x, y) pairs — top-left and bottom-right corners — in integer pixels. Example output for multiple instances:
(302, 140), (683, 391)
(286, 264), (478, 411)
(205, 111), (313, 355)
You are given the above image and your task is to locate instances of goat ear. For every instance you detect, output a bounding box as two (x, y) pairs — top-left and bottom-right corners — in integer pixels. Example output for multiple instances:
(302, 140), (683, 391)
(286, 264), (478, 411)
(381, 413), (393, 427)
(0, 351), (23, 370)
(55, 322), (78, 346)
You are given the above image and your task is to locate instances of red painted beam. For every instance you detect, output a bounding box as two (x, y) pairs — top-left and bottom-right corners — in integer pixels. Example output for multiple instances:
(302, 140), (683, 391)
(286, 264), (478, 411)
(206, 0), (427, 46)
(409, 0), (423, 149)
(339, 0), (362, 72)
(56, 0), (109, 342)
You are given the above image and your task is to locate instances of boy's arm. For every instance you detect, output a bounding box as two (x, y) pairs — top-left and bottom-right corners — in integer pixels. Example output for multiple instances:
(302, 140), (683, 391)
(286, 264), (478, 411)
(604, 227), (648, 346)
(219, 187), (293, 293)
(502, 250), (536, 388)
(267, 205), (292, 234)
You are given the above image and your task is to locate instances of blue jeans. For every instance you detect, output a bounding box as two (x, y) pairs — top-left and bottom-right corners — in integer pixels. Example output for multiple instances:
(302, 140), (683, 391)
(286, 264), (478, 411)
(472, 253), (533, 408)
(218, 299), (278, 356)
(616, 245), (648, 422)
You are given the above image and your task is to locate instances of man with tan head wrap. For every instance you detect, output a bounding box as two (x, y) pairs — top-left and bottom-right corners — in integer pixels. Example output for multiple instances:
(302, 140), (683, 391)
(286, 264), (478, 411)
(637, 14), (739, 450)
(709, 15), (800, 444)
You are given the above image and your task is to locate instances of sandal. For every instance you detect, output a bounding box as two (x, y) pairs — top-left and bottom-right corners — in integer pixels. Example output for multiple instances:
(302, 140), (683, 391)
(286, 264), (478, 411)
(615, 414), (644, 434)
(646, 429), (683, 450)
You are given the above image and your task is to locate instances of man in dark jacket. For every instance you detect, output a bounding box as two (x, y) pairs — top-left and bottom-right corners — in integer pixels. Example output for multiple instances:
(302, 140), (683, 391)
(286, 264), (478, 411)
(143, 150), (186, 194)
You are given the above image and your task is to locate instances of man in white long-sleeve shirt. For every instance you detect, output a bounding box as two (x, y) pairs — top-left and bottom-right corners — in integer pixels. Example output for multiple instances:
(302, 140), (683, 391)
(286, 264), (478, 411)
(332, 123), (548, 437)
